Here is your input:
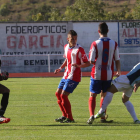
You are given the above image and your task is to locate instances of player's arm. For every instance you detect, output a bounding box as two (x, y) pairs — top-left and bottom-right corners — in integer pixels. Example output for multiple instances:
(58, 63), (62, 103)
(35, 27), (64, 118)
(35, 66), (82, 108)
(0, 71), (9, 81)
(115, 60), (121, 77)
(89, 43), (96, 65)
(72, 61), (90, 68)
(0, 75), (3, 81)
(133, 82), (140, 92)
(90, 61), (95, 65)
(72, 48), (91, 68)
(54, 59), (67, 74)
(114, 44), (121, 77)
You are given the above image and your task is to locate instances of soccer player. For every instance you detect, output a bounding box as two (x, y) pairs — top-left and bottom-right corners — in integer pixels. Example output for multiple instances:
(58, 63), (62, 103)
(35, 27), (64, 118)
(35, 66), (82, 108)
(54, 30), (90, 123)
(0, 60), (10, 124)
(95, 62), (140, 124)
(87, 22), (121, 124)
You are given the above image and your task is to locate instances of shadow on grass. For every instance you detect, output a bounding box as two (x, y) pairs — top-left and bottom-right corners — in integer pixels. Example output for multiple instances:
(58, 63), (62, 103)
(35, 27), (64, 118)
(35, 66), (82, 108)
(1, 122), (140, 131)
(6, 121), (140, 127)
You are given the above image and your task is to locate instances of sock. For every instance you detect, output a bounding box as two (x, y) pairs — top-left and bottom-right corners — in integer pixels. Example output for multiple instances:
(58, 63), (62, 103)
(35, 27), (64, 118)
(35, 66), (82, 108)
(61, 94), (73, 121)
(124, 100), (138, 122)
(88, 96), (96, 117)
(0, 92), (9, 116)
(100, 97), (106, 120)
(55, 92), (67, 117)
(99, 92), (113, 114)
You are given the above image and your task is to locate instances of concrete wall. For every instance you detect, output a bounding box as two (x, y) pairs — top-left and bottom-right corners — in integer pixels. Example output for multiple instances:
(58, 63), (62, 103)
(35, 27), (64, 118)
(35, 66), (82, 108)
(0, 21), (140, 73)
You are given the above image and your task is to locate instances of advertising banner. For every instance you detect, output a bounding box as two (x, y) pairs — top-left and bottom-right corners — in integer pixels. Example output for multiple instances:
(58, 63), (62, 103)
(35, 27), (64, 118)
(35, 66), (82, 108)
(118, 21), (140, 71)
(0, 21), (139, 73)
(119, 21), (140, 47)
(0, 22), (68, 72)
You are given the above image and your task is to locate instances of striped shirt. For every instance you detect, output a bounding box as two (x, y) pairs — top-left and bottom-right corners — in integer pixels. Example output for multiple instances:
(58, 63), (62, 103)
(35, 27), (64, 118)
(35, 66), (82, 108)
(127, 62), (140, 87)
(63, 44), (88, 82)
(89, 37), (120, 80)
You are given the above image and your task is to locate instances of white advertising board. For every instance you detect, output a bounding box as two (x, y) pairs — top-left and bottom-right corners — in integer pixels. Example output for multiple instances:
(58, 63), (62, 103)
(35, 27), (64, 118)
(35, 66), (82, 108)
(0, 22), (68, 72)
(0, 21), (139, 73)
(119, 21), (140, 47)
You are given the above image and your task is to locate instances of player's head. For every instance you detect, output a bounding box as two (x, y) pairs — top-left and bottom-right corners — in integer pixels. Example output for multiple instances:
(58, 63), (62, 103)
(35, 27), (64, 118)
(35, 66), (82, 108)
(67, 30), (77, 47)
(98, 22), (108, 36)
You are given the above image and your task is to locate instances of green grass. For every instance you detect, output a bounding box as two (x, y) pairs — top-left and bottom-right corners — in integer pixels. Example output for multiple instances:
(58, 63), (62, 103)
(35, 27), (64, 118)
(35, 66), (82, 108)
(0, 77), (140, 140)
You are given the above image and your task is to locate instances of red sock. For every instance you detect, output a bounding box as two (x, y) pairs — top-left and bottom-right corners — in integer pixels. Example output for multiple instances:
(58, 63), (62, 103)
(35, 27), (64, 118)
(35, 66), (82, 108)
(55, 92), (67, 117)
(100, 97), (106, 120)
(89, 96), (96, 117)
(61, 94), (73, 121)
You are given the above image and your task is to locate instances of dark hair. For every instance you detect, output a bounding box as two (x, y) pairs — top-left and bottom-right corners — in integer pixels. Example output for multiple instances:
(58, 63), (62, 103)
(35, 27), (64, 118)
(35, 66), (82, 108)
(68, 30), (77, 36)
(98, 22), (108, 35)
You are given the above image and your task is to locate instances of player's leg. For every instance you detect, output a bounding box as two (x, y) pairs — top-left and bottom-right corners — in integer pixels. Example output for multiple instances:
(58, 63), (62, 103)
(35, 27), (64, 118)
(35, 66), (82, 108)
(0, 84), (10, 124)
(61, 91), (73, 122)
(55, 79), (67, 122)
(61, 79), (79, 123)
(95, 75), (130, 119)
(100, 91), (108, 122)
(122, 89), (140, 123)
(87, 92), (97, 124)
(99, 80), (113, 123)
(100, 91), (106, 118)
(87, 78), (101, 124)
(95, 84), (117, 119)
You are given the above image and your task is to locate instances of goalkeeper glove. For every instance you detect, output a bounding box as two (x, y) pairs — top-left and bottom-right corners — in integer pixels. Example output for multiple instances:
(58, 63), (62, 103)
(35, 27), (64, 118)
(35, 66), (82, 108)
(1, 71), (9, 80)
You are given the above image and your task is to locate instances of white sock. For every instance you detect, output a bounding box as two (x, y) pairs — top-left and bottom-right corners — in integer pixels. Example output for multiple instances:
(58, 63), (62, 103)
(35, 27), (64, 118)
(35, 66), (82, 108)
(124, 100), (138, 122)
(99, 92), (113, 114)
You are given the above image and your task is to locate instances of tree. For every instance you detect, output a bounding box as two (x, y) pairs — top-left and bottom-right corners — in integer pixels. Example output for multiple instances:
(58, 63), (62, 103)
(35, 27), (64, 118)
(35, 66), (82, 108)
(62, 0), (106, 21)
(48, 8), (62, 21)
(105, 4), (133, 20)
(132, 0), (140, 19)
(28, 0), (136, 22)
(0, 4), (10, 16)
(27, 4), (51, 21)
(32, 13), (45, 21)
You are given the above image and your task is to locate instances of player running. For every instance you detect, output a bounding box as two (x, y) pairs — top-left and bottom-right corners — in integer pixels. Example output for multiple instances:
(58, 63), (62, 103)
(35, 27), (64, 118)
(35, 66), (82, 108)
(95, 62), (140, 124)
(0, 60), (10, 124)
(54, 30), (90, 123)
(87, 22), (121, 124)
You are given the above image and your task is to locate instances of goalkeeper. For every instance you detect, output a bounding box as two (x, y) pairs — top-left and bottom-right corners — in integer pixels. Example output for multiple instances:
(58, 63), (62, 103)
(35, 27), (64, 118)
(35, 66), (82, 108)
(0, 60), (10, 124)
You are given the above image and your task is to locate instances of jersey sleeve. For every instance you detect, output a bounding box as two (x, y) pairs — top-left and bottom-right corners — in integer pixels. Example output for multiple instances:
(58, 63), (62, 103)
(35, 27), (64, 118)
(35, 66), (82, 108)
(63, 44), (67, 58)
(89, 42), (97, 62)
(79, 47), (88, 63)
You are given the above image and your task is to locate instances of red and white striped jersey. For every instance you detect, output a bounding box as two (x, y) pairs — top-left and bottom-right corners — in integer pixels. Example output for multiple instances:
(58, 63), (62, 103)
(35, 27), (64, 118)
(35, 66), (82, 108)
(63, 44), (88, 82)
(89, 37), (120, 80)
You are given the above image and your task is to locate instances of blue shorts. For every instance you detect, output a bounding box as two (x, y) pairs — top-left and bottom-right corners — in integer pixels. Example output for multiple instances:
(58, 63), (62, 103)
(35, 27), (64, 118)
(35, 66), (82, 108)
(58, 79), (79, 93)
(90, 77), (112, 94)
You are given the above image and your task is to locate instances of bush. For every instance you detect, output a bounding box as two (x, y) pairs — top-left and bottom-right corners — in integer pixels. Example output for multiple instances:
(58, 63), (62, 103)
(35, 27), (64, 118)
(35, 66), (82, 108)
(28, 0), (37, 4)
(0, 4), (10, 16)
(27, 4), (51, 21)
(11, 0), (17, 2)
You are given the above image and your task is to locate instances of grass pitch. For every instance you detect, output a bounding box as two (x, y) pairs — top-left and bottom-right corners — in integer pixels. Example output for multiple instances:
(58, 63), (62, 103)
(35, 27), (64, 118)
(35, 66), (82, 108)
(0, 77), (140, 140)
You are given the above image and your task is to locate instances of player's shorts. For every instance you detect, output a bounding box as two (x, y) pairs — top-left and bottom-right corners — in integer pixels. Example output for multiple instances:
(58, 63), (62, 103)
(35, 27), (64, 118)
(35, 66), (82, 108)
(58, 79), (79, 93)
(112, 75), (133, 97)
(90, 77), (112, 94)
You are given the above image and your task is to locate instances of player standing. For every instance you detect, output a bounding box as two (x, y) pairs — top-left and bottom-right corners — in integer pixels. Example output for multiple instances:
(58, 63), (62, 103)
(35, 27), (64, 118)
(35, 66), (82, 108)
(0, 60), (10, 124)
(54, 30), (90, 123)
(87, 22), (121, 124)
(95, 62), (140, 124)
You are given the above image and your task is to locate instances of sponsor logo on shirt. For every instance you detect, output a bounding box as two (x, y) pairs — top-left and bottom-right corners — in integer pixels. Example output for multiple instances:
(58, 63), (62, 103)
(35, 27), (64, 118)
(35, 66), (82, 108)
(72, 53), (75, 56)
(98, 65), (110, 70)
(82, 54), (87, 60)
